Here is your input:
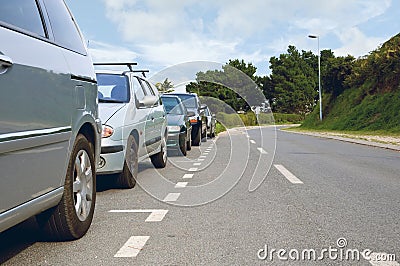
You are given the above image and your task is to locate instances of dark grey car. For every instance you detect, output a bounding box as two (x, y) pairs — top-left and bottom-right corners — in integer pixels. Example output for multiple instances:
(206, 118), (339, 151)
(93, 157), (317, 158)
(167, 92), (207, 146)
(0, 0), (101, 240)
(161, 95), (194, 156)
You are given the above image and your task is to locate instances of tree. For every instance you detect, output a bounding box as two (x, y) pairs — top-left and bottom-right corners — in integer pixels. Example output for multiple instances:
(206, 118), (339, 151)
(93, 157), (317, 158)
(269, 45), (317, 114)
(186, 59), (264, 112)
(156, 78), (174, 93)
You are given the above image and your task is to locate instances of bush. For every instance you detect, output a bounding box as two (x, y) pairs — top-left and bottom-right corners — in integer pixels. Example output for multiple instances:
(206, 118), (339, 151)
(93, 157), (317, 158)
(215, 111), (301, 127)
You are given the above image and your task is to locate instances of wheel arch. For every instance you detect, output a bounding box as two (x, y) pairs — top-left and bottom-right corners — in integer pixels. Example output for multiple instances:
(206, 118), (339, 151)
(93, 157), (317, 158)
(129, 129), (140, 147)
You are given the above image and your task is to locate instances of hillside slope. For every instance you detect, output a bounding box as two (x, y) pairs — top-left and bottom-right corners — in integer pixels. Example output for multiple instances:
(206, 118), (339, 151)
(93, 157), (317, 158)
(301, 33), (400, 133)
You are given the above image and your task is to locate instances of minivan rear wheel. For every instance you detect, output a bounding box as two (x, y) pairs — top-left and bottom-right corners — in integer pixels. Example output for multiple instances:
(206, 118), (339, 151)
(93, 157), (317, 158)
(37, 134), (96, 241)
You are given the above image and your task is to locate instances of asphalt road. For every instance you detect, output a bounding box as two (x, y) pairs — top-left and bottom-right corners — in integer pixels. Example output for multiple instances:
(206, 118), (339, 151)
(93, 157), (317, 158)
(1, 127), (399, 265)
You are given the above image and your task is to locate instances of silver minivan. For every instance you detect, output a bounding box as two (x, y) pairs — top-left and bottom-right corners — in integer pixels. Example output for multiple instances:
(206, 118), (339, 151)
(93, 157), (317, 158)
(0, 0), (101, 240)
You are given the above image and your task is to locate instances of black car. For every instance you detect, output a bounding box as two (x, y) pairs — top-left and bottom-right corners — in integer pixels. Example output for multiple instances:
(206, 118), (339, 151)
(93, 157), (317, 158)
(167, 92), (207, 146)
(161, 95), (194, 155)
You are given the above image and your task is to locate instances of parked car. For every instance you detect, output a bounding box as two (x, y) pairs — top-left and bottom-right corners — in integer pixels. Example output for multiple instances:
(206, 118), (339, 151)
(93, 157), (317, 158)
(0, 0), (101, 240)
(95, 64), (168, 188)
(167, 92), (207, 145)
(201, 104), (216, 138)
(161, 95), (194, 156)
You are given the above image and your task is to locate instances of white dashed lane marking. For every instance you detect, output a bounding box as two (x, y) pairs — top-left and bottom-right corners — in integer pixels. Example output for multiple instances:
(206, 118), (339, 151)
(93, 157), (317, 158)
(175, 182), (188, 188)
(274, 164), (303, 184)
(257, 147), (268, 154)
(108, 209), (169, 222)
(250, 140), (256, 144)
(188, 168), (198, 172)
(163, 193), (181, 202)
(193, 163), (201, 166)
(114, 236), (150, 258)
(183, 173), (194, 179)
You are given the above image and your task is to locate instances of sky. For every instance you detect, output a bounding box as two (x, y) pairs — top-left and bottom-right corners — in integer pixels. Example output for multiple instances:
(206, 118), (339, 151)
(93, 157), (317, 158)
(66, 0), (400, 79)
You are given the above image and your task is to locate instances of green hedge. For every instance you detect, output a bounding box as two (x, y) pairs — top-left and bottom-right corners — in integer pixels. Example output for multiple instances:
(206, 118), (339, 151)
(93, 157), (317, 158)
(215, 112), (303, 128)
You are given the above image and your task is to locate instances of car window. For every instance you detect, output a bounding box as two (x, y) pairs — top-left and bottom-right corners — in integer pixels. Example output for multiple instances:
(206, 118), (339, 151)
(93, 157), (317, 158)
(133, 77), (147, 100)
(162, 97), (184, 115)
(42, 0), (86, 54)
(0, 0), (46, 37)
(144, 80), (156, 96)
(139, 78), (154, 96)
(172, 94), (197, 108)
(96, 74), (130, 103)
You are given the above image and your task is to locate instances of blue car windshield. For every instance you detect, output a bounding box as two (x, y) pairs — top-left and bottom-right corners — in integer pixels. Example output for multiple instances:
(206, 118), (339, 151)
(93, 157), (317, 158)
(162, 97), (184, 115)
(96, 74), (130, 103)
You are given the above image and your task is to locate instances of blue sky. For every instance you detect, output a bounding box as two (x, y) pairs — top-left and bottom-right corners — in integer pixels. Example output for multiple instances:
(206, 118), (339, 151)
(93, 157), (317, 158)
(66, 0), (400, 78)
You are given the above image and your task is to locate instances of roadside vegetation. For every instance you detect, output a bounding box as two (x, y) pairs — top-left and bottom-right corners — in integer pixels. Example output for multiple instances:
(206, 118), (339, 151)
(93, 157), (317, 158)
(301, 33), (400, 135)
(182, 33), (399, 136)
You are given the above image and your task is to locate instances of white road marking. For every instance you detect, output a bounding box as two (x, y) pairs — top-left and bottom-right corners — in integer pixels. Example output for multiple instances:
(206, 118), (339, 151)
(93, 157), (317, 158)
(108, 209), (169, 222)
(193, 162), (201, 166)
(250, 140), (256, 144)
(274, 164), (303, 184)
(188, 168), (198, 172)
(183, 173), (194, 179)
(197, 159), (205, 162)
(175, 182), (188, 188)
(163, 193), (181, 202)
(369, 252), (399, 266)
(257, 147), (268, 154)
(145, 210), (168, 222)
(114, 236), (150, 258)
(199, 155), (207, 158)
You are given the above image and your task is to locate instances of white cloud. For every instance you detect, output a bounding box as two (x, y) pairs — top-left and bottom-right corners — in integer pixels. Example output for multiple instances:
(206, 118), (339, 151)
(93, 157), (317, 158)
(334, 27), (386, 57)
(88, 40), (138, 63)
(96, 0), (393, 72)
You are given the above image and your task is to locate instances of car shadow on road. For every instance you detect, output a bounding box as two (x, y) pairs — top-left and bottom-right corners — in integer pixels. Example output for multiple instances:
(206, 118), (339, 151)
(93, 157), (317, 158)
(0, 217), (42, 264)
(96, 161), (158, 192)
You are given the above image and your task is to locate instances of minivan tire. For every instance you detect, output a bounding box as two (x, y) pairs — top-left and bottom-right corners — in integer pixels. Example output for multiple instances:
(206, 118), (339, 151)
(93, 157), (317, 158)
(37, 134), (96, 241)
(116, 135), (138, 189)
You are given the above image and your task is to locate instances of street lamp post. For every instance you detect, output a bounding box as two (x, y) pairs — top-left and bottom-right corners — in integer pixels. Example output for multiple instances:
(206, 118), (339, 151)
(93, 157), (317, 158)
(308, 35), (322, 121)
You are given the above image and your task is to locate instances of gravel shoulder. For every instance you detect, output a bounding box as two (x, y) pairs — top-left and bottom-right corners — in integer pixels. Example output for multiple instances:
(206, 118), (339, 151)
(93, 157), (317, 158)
(280, 125), (400, 151)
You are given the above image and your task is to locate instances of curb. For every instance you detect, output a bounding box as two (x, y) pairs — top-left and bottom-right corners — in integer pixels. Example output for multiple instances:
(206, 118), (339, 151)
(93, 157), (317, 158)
(282, 129), (400, 152)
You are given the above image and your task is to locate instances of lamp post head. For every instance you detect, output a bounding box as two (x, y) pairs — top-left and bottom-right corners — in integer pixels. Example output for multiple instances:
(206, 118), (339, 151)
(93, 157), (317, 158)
(308, 34), (318, 39)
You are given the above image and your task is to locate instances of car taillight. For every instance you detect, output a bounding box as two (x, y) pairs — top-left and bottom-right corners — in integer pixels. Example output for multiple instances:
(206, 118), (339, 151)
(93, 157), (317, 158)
(190, 118), (198, 123)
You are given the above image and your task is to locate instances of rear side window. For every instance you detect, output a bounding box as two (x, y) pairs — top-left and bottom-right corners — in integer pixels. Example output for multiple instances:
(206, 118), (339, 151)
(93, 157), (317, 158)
(43, 0), (86, 54)
(0, 0), (46, 37)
